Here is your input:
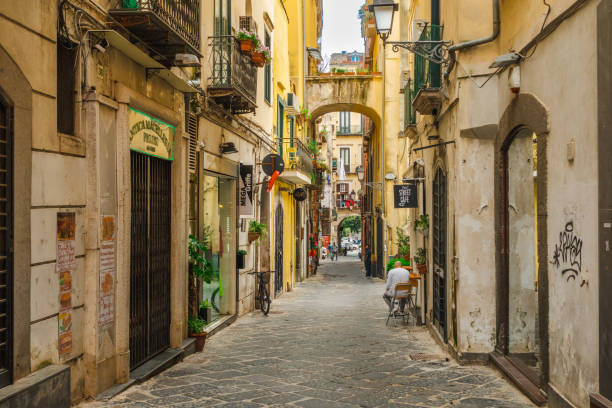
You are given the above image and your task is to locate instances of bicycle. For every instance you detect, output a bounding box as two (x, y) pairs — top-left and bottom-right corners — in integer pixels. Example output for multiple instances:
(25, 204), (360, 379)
(248, 270), (272, 315)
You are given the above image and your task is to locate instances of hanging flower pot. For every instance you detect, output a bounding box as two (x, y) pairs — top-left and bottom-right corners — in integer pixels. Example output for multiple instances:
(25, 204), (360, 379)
(248, 232), (260, 243)
(251, 51), (266, 67)
(239, 39), (255, 55)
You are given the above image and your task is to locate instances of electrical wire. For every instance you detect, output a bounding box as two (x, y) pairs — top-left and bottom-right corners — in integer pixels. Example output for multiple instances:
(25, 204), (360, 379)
(520, 0), (552, 59)
(455, 58), (502, 88)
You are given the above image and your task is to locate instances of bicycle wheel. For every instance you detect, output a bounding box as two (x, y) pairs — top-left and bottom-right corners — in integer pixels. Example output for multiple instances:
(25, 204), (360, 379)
(260, 285), (271, 315)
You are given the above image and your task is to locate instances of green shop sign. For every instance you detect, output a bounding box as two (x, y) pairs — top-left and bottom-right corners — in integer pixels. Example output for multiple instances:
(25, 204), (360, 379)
(128, 108), (175, 161)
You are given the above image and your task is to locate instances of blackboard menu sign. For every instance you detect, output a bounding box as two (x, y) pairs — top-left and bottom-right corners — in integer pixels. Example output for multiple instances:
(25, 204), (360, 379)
(394, 184), (417, 208)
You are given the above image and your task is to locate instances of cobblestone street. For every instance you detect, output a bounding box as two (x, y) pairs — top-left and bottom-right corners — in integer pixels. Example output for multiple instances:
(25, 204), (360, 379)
(84, 260), (535, 408)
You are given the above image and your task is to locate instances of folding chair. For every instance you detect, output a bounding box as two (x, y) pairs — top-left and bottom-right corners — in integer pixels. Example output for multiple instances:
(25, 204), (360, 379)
(386, 280), (418, 327)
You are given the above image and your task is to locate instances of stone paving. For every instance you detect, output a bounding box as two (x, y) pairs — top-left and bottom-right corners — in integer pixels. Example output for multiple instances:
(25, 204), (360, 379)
(82, 261), (535, 408)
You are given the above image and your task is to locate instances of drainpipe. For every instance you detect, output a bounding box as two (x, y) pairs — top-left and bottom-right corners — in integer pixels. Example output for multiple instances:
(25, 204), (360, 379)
(444, 0), (500, 78)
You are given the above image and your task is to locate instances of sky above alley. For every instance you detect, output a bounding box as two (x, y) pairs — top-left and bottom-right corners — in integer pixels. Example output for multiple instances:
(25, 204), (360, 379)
(321, 0), (365, 59)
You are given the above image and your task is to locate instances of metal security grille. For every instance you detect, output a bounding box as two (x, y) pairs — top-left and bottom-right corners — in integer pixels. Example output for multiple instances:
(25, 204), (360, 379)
(130, 152), (171, 369)
(433, 168), (447, 341)
(0, 94), (12, 388)
(274, 205), (284, 294)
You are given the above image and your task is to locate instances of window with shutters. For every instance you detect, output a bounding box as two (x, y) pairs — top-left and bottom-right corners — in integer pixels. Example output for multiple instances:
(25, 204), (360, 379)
(239, 16), (253, 32)
(339, 147), (350, 173)
(338, 112), (350, 134)
(187, 112), (198, 174)
(264, 31), (271, 104)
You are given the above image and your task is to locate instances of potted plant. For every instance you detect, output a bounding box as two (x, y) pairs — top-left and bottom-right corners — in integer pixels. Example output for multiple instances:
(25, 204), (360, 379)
(396, 227), (411, 262)
(188, 317), (208, 352)
(248, 220), (267, 243)
(415, 248), (427, 275)
(236, 30), (258, 55)
(414, 214), (429, 235)
(237, 249), (247, 269)
(251, 44), (270, 67)
(198, 299), (212, 323)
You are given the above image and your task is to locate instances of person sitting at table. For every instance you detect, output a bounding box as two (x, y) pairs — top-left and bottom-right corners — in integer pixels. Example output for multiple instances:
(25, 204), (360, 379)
(383, 261), (411, 313)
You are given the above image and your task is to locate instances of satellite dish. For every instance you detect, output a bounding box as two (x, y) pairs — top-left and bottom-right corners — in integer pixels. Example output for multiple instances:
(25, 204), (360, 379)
(262, 154), (285, 176)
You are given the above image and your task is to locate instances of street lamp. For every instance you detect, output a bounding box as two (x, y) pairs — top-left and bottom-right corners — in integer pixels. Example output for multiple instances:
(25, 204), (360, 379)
(356, 165), (365, 182)
(369, 0), (398, 42)
(370, 0), (451, 65)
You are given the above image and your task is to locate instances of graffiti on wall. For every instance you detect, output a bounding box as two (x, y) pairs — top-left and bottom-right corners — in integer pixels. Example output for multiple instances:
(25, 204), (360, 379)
(551, 221), (583, 282)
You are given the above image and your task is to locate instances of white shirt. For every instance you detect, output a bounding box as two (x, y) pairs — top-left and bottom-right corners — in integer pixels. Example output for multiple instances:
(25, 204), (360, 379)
(385, 267), (412, 297)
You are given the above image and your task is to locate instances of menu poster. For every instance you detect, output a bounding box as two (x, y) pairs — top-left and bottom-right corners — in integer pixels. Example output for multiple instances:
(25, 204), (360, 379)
(57, 212), (76, 356)
(99, 216), (116, 326)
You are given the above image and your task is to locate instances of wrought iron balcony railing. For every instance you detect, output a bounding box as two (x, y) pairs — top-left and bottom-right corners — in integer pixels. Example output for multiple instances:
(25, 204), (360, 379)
(110, 0), (201, 64)
(207, 36), (257, 114)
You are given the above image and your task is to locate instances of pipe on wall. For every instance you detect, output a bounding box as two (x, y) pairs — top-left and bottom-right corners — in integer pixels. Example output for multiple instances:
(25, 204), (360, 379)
(444, 0), (500, 78)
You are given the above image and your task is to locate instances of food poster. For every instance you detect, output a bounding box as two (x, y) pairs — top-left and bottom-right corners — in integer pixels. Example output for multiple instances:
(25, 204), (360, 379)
(57, 212), (75, 355)
(99, 216), (115, 326)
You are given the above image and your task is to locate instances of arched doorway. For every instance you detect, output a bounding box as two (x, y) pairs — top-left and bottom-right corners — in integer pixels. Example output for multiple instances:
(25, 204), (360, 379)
(500, 127), (542, 382)
(274, 204), (284, 294)
(433, 167), (447, 342)
(494, 94), (550, 397)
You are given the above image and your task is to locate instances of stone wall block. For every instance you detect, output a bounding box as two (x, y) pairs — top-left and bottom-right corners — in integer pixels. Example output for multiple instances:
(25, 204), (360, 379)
(32, 93), (59, 152)
(31, 152), (86, 207)
(30, 263), (59, 322)
(30, 316), (59, 369)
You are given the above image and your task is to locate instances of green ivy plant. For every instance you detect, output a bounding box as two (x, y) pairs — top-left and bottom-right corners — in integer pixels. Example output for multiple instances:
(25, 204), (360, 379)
(187, 316), (207, 334)
(414, 214), (429, 232)
(188, 234), (214, 284)
(248, 220), (267, 238)
(396, 227), (411, 256)
(238, 249), (247, 256)
(415, 248), (427, 265)
(307, 139), (319, 156)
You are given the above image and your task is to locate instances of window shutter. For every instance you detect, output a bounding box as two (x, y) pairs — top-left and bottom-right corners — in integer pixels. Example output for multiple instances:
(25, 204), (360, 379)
(188, 113), (198, 174)
(240, 16), (253, 32)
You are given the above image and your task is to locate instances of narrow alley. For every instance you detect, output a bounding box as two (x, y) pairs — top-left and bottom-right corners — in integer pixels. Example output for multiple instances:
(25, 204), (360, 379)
(83, 260), (535, 408)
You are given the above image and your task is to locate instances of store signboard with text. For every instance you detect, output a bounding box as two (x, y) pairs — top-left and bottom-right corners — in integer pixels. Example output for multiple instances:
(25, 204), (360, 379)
(129, 108), (175, 161)
(393, 184), (418, 208)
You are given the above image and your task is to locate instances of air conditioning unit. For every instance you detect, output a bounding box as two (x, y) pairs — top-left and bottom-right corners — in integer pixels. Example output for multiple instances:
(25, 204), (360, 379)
(286, 92), (300, 116)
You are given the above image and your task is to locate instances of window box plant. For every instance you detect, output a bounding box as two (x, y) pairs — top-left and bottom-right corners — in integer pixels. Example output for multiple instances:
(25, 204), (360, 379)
(248, 220), (267, 243)
(251, 45), (270, 67)
(198, 299), (212, 323)
(415, 248), (427, 275)
(187, 317), (208, 352)
(236, 30), (258, 55)
(237, 249), (247, 269)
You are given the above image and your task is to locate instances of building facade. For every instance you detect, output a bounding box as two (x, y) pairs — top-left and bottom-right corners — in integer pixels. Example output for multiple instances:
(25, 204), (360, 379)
(0, 0), (322, 404)
(394, 0), (611, 406)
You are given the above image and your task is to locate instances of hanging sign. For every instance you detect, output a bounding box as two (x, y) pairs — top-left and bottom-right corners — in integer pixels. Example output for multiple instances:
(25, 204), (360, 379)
(239, 164), (254, 216)
(293, 188), (307, 202)
(394, 184), (418, 208)
(129, 108), (175, 161)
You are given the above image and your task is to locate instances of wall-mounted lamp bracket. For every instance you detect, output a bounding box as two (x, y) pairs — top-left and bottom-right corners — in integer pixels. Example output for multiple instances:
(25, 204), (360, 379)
(386, 40), (453, 65)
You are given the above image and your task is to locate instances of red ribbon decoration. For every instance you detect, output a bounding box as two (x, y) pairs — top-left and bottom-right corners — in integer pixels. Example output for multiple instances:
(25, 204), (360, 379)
(267, 170), (280, 192)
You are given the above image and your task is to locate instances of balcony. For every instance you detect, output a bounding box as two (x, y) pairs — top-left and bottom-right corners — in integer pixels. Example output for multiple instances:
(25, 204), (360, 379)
(278, 138), (313, 185)
(412, 24), (443, 115)
(207, 36), (257, 114)
(109, 0), (201, 66)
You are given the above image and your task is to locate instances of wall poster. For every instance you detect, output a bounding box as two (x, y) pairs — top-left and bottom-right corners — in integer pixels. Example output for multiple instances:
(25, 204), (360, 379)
(57, 212), (75, 356)
(99, 216), (116, 326)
